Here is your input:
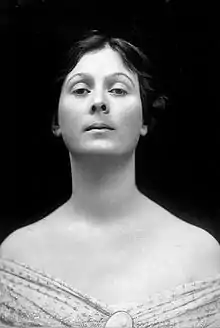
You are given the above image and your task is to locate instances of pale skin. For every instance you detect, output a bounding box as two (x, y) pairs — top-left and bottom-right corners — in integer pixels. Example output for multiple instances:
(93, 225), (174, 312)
(1, 45), (220, 305)
(57, 46), (148, 230)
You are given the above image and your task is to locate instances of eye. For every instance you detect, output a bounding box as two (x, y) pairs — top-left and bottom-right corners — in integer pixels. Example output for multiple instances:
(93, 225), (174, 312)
(72, 88), (91, 96)
(109, 88), (128, 96)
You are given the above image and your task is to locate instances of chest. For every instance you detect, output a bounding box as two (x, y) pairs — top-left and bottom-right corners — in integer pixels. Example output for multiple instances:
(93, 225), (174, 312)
(29, 230), (192, 304)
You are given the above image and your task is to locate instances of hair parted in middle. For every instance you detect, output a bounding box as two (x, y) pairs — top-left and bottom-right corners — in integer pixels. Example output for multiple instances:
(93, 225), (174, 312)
(52, 29), (168, 135)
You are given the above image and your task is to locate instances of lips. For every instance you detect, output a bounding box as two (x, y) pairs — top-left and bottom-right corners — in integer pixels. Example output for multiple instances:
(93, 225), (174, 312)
(85, 123), (114, 131)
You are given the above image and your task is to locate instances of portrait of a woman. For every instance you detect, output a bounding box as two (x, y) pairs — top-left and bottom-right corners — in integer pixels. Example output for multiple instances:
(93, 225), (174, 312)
(0, 7), (220, 328)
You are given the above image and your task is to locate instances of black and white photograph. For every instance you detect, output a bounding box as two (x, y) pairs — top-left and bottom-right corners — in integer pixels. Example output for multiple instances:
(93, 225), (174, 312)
(0, 1), (219, 327)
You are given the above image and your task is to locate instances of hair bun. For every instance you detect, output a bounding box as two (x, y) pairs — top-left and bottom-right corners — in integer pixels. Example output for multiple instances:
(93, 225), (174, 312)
(152, 95), (168, 111)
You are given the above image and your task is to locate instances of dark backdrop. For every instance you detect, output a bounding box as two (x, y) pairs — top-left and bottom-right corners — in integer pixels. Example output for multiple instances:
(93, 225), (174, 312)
(1, 0), (219, 243)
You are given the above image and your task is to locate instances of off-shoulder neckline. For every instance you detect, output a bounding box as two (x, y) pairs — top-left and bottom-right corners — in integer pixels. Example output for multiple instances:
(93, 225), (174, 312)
(1, 257), (220, 313)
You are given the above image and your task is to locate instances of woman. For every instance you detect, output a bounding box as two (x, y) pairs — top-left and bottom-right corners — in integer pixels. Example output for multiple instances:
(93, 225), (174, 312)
(0, 30), (220, 327)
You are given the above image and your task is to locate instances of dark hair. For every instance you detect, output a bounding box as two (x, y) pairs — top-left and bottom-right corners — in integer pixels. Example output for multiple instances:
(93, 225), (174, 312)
(52, 30), (168, 132)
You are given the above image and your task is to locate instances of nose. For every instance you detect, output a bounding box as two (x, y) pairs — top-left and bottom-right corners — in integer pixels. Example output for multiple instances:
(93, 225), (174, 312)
(91, 102), (109, 114)
(90, 90), (109, 114)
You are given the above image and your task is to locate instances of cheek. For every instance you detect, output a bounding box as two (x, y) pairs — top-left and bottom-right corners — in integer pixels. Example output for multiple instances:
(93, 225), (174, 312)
(58, 97), (80, 133)
(58, 101), (81, 151)
(118, 100), (143, 136)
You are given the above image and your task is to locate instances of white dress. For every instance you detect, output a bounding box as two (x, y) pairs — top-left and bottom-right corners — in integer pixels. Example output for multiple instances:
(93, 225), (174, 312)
(0, 258), (220, 327)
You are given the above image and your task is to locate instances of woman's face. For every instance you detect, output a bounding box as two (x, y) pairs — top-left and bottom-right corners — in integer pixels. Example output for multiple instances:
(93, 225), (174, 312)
(58, 46), (147, 156)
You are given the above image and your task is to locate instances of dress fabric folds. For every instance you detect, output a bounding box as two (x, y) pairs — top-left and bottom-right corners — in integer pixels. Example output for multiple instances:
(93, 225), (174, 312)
(0, 258), (220, 327)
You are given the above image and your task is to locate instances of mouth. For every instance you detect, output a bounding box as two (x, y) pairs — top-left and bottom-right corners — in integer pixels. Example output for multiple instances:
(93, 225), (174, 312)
(86, 127), (114, 133)
(85, 124), (114, 131)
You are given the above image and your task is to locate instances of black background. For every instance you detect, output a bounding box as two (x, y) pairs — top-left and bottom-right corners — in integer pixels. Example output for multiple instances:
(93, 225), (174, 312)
(1, 0), (219, 243)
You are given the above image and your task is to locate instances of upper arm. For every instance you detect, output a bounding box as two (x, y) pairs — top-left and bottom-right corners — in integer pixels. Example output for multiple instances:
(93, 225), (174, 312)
(190, 227), (220, 280)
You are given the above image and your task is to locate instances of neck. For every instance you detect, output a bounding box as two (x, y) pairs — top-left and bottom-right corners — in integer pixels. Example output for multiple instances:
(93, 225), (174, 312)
(67, 151), (144, 226)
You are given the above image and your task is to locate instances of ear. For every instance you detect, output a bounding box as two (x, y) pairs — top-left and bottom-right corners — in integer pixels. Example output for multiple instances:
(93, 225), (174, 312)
(140, 124), (148, 137)
(51, 112), (62, 137)
(52, 124), (62, 137)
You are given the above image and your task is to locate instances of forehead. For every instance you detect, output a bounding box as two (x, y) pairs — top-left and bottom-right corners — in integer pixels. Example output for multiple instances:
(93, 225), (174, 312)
(66, 46), (138, 83)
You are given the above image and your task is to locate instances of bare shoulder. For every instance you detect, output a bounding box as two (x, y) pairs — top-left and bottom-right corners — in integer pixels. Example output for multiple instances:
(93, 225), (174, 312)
(165, 209), (220, 279)
(0, 224), (36, 263)
(147, 198), (220, 279)
(185, 223), (220, 279)
(0, 206), (64, 263)
(150, 198), (219, 245)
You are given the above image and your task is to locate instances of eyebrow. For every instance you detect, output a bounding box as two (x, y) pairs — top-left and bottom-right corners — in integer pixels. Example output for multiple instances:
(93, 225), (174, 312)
(67, 72), (135, 87)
